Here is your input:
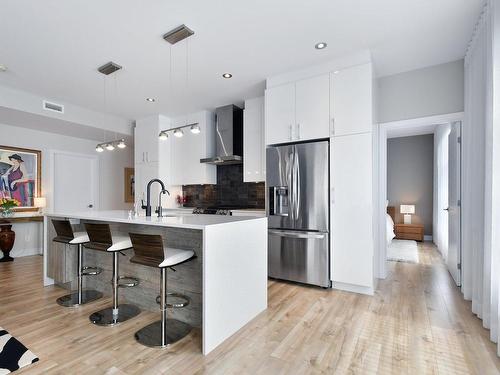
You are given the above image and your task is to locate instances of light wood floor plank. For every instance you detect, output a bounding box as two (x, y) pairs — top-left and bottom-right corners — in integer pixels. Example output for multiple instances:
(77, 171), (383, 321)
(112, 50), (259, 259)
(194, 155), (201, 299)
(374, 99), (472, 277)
(1, 243), (500, 374)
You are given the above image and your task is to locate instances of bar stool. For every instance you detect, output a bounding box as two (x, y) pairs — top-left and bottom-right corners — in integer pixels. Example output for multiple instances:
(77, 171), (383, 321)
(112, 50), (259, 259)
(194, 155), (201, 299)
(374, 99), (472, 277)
(129, 233), (195, 348)
(84, 223), (141, 326)
(51, 219), (103, 307)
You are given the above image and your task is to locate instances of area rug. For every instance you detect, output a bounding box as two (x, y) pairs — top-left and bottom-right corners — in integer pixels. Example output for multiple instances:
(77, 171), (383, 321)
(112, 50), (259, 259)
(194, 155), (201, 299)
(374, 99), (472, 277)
(0, 328), (38, 374)
(387, 239), (419, 263)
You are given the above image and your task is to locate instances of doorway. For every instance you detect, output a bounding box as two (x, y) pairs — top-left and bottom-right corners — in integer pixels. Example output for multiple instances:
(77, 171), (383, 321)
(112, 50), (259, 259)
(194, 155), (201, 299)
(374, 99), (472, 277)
(51, 151), (99, 212)
(377, 113), (463, 282)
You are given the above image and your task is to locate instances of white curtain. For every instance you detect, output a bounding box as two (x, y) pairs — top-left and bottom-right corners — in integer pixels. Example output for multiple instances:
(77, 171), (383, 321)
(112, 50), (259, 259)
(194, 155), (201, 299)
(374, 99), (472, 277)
(463, 0), (500, 355)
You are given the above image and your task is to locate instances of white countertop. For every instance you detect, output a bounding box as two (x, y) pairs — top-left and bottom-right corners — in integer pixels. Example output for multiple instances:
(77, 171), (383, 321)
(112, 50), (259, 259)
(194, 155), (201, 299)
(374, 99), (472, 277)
(45, 210), (266, 230)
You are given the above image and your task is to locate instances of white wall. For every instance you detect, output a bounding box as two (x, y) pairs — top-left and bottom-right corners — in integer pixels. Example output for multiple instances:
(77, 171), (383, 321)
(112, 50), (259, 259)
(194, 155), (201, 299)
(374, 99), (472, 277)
(377, 60), (464, 123)
(0, 122), (133, 258)
(433, 124), (451, 259)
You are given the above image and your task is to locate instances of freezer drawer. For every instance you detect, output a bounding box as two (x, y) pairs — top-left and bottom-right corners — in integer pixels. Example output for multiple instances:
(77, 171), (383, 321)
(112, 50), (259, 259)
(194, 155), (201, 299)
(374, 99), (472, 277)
(268, 229), (330, 287)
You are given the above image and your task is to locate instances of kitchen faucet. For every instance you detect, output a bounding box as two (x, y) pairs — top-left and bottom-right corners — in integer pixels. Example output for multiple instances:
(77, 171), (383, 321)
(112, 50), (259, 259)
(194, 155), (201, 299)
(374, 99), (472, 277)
(142, 179), (169, 217)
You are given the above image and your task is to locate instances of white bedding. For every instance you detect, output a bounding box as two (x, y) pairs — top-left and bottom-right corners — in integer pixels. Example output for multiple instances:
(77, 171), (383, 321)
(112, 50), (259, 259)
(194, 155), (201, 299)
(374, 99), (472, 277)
(386, 213), (396, 245)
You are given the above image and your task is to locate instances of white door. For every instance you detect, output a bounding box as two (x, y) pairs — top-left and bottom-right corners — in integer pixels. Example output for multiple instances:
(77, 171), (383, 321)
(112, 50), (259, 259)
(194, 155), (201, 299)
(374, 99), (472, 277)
(447, 121), (461, 286)
(330, 63), (372, 136)
(53, 152), (99, 212)
(265, 83), (295, 145)
(331, 133), (373, 287)
(295, 74), (330, 141)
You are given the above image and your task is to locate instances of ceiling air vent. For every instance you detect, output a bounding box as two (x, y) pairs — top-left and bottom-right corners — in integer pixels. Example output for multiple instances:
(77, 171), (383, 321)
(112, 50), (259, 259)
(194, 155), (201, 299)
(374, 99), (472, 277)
(43, 100), (64, 114)
(98, 61), (122, 75)
(163, 24), (194, 44)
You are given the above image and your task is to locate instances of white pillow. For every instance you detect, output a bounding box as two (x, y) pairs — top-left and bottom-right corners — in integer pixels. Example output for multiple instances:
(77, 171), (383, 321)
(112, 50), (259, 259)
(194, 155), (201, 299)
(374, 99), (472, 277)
(386, 213), (395, 245)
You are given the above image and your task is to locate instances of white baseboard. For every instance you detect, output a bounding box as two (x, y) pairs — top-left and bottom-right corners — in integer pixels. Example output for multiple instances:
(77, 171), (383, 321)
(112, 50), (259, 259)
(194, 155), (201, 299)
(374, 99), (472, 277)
(1, 248), (42, 259)
(332, 281), (374, 296)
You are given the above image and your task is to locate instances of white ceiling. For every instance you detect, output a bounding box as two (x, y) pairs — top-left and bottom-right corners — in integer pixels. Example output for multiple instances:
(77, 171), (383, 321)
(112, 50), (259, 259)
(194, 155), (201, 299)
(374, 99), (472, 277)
(0, 0), (483, 122)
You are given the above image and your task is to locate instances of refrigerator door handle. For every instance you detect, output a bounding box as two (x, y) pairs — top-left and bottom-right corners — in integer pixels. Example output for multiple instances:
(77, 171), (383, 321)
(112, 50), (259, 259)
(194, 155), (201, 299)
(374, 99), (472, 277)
(287, 151), (294, 220)
(294, 146), (300, 219)
(268, 229), (326, 240)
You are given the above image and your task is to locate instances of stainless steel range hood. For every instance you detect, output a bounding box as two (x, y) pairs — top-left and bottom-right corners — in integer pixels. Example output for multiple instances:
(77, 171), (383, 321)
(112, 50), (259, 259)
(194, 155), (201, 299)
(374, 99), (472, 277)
(201, 104), (243, 165)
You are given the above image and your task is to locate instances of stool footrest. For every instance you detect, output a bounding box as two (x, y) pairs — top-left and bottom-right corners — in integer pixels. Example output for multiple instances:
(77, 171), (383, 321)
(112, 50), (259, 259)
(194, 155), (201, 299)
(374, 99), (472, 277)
(82, 266), (103, 276)
(118, 276), (140, 288)
(156, 292), (190, 308)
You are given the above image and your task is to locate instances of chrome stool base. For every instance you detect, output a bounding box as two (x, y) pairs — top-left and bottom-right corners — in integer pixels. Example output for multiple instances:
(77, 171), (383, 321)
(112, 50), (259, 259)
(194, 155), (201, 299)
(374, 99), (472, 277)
(134, 319), (192, 348)
(56, 290), (103, 307)
(89, 304), (141, 326)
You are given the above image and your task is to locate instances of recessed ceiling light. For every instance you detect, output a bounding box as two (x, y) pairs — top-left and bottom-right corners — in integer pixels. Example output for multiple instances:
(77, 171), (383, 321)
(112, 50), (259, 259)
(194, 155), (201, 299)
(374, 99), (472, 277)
(315, 42), (327, 50)
(146, 97), (155, 102)
(0, 64), (7, 72)
(333, 70), (340, 74)
(222, 73), (232, 79)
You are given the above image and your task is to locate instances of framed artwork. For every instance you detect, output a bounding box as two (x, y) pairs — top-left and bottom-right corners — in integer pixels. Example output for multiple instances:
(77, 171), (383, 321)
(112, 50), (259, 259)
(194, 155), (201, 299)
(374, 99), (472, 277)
(124, 167), (135, 203)
(0, 145), (42, 212)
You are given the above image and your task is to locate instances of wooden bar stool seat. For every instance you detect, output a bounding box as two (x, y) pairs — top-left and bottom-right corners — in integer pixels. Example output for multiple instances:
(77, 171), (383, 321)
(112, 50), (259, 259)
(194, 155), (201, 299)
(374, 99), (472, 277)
(84, 223), (140, 326)
(129, 233), (195, 348)
(51, 219), (103, 307)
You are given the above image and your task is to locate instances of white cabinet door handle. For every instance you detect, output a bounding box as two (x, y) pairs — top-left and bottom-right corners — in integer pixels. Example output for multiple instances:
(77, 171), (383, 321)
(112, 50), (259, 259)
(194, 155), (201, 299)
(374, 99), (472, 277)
(297, 123), (301, 140)
(146, 152), (149, 163)
(142, 152), (145, 163)
(331, 118), (335, 136)
(289, 124), (292, 140)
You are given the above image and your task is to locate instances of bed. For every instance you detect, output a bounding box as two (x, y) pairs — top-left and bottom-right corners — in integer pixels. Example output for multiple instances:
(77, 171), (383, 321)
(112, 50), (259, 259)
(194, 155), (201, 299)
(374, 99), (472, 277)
(386, 205), (396, 245)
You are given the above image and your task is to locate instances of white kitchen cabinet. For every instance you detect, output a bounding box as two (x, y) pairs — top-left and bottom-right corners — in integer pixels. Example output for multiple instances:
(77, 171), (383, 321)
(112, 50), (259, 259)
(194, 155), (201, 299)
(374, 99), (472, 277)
(244, 97), (265, 183)
(265, 74), (330, 145)
(134, 115), (173, 206)
(135, 116), (160, 164)
(169, 110), (216, 186)
(331, 132), (373, 290)
(295, 74), (330, 141)
(265, 83), (295, 145)
(330, 63), (372, 136)
(134, 161), (161, 205)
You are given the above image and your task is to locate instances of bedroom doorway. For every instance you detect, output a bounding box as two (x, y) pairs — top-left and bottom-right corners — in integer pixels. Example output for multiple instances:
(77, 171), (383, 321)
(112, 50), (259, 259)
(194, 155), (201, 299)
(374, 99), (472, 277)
(377, 113), (463, 282)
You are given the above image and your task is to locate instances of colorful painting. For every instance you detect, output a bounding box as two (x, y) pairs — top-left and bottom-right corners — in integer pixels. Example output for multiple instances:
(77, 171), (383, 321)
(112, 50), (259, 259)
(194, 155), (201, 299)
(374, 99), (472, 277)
(0, 146), (41, 211)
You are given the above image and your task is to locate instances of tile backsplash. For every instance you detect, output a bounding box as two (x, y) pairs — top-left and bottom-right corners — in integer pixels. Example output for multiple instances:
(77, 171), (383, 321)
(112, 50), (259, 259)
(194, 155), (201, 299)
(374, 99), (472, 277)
(182, 164), (265, 208)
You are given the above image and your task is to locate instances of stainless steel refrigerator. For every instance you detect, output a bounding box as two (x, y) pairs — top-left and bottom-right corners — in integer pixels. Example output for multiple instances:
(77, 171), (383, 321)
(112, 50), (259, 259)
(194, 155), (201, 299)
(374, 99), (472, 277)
(266, 140), (330, 287)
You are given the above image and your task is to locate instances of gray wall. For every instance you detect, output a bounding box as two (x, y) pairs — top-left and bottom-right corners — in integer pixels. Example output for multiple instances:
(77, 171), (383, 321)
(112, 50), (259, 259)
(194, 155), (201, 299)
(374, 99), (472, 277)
(387, 134), (434, 235)
(377, 60), (464, 123)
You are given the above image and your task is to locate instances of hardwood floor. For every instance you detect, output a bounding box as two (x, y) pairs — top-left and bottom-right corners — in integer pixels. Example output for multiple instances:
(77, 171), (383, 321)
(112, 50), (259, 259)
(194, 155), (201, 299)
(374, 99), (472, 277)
(1, 243), (500, 374)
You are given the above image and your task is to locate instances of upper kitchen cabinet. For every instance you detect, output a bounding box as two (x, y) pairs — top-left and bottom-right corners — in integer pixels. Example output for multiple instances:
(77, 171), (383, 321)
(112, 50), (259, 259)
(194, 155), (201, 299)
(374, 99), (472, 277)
(244, 97), (265, 182)
(265, 74), (330, 145)
(330, 63), (373, 136)
(134, 115), (172, 203)
(135, 115), (161, 165)
(265, 83), (295, 145)
(295, 74), (330, 141)
(169, 110), (216, 186)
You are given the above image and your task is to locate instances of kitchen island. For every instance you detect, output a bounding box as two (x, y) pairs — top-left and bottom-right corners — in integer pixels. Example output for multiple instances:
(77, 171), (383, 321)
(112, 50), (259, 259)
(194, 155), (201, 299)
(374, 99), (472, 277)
(43, 210), (267, 355)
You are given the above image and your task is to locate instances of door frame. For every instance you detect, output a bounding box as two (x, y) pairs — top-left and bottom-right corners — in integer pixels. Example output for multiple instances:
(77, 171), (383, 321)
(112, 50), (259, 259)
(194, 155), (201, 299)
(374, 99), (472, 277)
(49, 150), (100, 212)
(375, 112), (464, 279)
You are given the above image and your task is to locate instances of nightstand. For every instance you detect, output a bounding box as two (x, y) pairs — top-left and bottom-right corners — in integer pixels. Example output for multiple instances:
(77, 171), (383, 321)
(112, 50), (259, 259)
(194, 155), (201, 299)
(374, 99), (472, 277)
(394, 223), (424, 242)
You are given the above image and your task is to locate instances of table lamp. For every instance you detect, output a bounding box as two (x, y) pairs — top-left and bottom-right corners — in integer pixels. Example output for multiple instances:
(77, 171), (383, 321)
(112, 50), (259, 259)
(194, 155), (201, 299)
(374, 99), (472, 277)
(34, 197), (46, 213)
(400, 204), (415, 224)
